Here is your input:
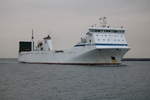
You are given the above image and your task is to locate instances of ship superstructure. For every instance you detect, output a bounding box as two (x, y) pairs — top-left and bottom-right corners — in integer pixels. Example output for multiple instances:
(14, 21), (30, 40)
(18, 17), (130, 65)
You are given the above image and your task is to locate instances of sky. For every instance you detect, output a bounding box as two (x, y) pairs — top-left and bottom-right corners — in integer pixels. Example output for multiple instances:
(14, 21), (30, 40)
(0, 0), (150, 58)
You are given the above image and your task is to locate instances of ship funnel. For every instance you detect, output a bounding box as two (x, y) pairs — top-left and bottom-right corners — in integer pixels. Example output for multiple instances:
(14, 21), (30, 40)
(43, 35), (53, 51)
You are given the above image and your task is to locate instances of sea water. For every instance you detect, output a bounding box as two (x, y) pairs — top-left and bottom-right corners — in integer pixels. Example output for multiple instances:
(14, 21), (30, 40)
(0, 59), (150, 100)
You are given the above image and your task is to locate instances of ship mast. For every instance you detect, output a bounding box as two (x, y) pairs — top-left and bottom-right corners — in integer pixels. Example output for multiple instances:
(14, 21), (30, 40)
(31, 29), (34, 51)
(99, 17), (107, 27)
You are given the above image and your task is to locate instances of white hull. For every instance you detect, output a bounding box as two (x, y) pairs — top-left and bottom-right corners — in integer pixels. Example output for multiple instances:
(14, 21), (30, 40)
(18, 46), (129, 65)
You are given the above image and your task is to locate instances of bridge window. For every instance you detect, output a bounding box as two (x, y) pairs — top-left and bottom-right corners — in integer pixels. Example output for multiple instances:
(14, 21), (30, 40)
(89, 29), (125, 33)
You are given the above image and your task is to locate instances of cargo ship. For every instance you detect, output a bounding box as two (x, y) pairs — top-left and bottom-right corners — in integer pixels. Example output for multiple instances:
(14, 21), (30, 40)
(18, 17), (130, 65)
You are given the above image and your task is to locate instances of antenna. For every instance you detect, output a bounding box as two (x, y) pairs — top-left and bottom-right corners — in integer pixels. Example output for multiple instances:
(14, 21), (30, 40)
(99, 17), (107, 27)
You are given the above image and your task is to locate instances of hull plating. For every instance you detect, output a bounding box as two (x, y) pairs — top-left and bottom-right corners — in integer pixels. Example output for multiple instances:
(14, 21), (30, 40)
(18, 47), (129, 65)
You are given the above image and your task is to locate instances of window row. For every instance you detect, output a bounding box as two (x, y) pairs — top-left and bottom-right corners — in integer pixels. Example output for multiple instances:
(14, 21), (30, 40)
(97, 39), (125, 42)
(96, 34), (123, 37)
(89, 29), (125, 33)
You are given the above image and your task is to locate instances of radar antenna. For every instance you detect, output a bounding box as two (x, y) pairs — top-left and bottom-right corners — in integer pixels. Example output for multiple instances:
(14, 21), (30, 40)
(99, 17), (107, 27)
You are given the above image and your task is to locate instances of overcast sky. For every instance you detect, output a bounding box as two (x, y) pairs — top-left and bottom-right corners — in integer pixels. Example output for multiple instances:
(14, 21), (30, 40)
(0, 0), (150, 58)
